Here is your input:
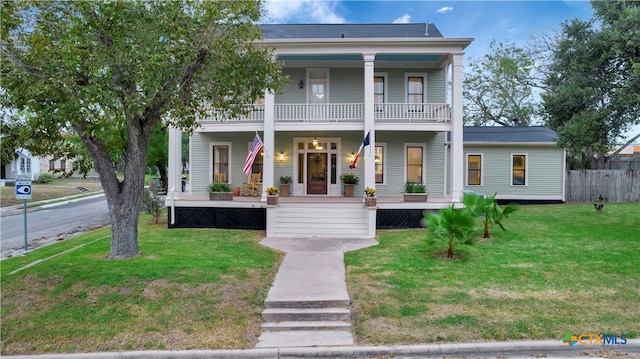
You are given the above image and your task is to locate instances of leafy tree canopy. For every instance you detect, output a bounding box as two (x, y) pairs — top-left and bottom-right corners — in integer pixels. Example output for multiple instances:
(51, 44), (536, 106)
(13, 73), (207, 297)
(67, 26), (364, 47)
(1, 0), (286, 258)
(542, 0), (640, 168)
(463, 41), (540, 127)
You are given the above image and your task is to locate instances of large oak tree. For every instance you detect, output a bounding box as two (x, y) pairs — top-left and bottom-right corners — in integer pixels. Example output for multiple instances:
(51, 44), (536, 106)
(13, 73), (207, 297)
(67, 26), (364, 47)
(1, 1), (285, 258)
(542, 0), (640, 168)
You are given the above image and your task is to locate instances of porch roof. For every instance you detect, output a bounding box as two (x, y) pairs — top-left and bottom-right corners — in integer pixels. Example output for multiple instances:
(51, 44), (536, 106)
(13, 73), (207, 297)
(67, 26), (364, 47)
(461, 126), (558, 144)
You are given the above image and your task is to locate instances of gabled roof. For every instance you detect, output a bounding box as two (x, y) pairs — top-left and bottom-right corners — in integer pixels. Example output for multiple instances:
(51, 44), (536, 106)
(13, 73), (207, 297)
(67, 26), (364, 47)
(260, 23), (443, 39)
(463, 126), (558, 143)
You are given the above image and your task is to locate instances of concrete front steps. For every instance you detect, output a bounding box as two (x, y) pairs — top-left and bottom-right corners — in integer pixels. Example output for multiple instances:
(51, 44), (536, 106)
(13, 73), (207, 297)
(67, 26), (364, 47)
(255, 251), (355, 348)
(257, 300), (353, 347)
(266, 202), (374, 239)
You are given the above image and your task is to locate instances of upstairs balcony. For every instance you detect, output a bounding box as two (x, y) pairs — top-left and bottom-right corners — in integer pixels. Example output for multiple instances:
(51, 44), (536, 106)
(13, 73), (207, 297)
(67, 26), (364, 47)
(199, 103), (451, 125)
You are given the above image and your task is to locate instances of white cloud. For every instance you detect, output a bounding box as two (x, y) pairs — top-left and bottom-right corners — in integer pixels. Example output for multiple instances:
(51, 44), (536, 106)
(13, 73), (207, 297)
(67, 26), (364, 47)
(263, 0), (346, 23)
(392, 14), (411, 24)
(436, 6), (453, 14)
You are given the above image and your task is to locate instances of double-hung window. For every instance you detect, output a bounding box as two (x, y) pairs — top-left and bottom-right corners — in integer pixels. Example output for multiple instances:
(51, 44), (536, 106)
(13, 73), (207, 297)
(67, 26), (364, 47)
(511, 154), (527, 186)
(405, 144), (424, 183)
(374, 144), (386, 184)
(466, 154), (483, 186)
(211, 143), (230, 183)
(406, 74), (426, 112)
(374, 74), (386, 112)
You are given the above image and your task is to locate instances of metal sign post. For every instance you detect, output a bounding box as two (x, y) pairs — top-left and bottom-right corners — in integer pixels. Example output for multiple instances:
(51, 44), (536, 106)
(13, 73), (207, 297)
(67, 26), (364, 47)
(15, 174), (32, 254)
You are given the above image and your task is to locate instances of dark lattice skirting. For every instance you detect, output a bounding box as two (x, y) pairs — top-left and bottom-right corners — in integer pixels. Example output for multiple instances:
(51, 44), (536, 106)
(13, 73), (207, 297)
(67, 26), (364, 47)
(377, 209), (439, 229)
(168, 207), (266, 229)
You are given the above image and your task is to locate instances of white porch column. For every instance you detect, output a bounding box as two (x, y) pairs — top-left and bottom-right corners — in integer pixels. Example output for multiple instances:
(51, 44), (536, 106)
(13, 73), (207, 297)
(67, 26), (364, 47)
(363, 53), (376, 191)
(167, 126), (182, 197)
(261, 90), (276, 201)
(450, 53), (464, 202)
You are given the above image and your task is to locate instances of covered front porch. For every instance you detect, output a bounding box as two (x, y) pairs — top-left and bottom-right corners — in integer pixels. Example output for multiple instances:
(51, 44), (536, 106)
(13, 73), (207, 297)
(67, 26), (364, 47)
(166, 193), (453, 237)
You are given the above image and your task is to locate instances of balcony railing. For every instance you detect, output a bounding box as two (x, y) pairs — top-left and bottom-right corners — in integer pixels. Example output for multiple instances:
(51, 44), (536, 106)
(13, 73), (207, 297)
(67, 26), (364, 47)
(200, 103), (450, 123)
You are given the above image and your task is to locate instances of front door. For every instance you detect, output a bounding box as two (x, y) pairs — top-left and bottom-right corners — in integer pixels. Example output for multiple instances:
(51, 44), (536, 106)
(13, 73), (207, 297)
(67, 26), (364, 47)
(307, 153), (327, 195)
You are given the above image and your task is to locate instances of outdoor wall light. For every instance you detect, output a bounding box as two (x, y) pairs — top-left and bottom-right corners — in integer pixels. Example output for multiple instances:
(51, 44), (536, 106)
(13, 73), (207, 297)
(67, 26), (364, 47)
(349, 152), (356, 161)
(299, 80), (304, 89)
(278, 151), (285, 162)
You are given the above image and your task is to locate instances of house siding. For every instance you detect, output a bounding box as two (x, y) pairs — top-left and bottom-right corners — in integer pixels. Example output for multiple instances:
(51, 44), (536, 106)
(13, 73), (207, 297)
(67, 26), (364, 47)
(463, 145), (565, 199)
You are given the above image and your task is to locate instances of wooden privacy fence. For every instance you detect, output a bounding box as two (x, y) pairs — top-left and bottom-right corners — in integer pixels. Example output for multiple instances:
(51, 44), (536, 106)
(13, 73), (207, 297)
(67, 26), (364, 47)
(565, 170), (640, 203)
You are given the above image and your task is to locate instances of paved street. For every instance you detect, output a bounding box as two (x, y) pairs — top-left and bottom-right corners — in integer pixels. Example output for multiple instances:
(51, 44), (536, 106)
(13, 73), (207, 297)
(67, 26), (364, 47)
(0, 195), (110, 259)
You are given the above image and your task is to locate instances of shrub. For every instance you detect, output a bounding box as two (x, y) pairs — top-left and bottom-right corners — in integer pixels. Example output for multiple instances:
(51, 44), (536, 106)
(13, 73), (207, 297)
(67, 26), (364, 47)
(141, 188), (164, 224)
(340, 173), (359, 184)
(36, 172), (56, 184)
(208, 182), (233, 192)
(404, 182), (427, 193)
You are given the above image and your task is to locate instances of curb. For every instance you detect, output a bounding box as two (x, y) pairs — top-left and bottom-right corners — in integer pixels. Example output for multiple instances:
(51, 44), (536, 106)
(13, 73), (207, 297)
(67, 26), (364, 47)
(3, 339), (639, 358)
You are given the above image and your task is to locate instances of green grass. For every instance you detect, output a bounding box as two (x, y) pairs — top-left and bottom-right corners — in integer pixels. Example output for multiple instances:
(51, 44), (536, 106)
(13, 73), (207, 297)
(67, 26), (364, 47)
(1, 179), (103, 207)
(345, 203), (640, 345)
(0, 216), (281, 355)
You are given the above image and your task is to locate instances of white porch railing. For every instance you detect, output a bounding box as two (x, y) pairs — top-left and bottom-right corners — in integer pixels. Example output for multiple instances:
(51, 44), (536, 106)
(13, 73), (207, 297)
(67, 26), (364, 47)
(199, 103), (451, 123)
(374, 103), (451, 122)
(275, 103), (364, 123)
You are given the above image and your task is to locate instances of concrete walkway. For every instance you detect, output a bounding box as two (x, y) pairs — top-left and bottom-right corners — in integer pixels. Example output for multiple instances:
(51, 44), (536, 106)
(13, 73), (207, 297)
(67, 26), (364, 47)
(256, 237), (377, 348)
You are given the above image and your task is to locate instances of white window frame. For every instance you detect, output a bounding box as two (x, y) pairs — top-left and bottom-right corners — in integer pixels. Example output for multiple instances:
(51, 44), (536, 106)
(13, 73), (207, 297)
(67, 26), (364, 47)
(404, 72), (428, 110)
(19, 157), (31, 173)
(247, 141), (264, 183)
(374, 72), (388, 112)
(404, 143), (426, 184)
(306, 68), (330, 104)
(374, 143), (387, 185)
(209, 142), (232, 184)
(465, 153), (484, 186)
(510, 153), (528, 186)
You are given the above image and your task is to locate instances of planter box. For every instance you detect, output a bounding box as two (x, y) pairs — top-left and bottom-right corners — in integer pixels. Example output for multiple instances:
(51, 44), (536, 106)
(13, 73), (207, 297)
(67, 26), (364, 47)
(267, 195), (279, 205)
(209, 192), (233, 201)
(343, 184), (355, 197)
(364, 197), (377, 207)
(279, 183), (290, 197)
(403, 193), (428, 202)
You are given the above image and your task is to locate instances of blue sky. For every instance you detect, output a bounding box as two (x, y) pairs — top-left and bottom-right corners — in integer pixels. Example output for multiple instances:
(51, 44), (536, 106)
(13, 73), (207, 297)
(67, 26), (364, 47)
(262, 0), (640, 142)
(262, 0), (595, 60)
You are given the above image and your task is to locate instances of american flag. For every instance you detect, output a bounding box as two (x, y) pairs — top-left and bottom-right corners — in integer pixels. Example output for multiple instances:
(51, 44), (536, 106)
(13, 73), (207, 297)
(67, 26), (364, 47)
(243, 133), (263, 175)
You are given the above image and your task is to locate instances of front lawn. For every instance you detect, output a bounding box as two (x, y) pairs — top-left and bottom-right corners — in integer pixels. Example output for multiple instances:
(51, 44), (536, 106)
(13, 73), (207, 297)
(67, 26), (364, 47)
(346, 203), (640, 344)
(0, 216), (281, 355)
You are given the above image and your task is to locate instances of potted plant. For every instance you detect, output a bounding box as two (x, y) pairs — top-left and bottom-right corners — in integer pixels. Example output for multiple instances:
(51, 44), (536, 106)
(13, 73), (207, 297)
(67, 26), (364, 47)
(403, 182), (428, 202)
(364, 187), (377, 207)
(208, 182), (233, 201)
(340, 173), (359, 197)
(265, 186), (279, 205)
(279, 176), (292, 197)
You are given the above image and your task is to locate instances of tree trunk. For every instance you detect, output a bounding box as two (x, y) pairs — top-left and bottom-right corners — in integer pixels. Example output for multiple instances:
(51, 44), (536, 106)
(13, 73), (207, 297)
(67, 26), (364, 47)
(483, 219), (491, 238)
(108, 192), (141, 258)
(447, 239), (454, 259)
(157, 158), (168, 193)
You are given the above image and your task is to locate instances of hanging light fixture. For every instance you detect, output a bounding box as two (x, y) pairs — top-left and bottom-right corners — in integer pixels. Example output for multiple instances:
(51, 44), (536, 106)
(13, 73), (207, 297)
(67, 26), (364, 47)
(312, 132), (318, 147)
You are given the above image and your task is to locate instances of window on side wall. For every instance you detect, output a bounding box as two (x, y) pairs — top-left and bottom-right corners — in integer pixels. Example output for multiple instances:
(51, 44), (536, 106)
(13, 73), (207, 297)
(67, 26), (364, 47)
(406, 145), (424, 183)
(49, 160), (55, 171)
(212, 144), (230, 182)
(466, 154), (482, 186)
(511, 154), (527, 186)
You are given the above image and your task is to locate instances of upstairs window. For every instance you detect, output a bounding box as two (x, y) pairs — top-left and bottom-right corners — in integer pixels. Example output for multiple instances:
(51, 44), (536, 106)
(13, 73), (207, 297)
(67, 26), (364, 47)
(406, 75), (426, 112)
(374, 75), (386, 111)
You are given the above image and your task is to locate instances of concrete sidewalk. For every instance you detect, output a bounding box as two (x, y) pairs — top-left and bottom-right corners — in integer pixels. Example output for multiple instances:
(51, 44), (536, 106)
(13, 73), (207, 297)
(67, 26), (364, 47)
(255, 237), (377, 348)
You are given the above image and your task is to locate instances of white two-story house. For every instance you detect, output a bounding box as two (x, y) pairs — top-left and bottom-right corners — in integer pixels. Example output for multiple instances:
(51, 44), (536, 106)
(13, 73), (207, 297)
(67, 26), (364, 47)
(165, 23), (473, 237)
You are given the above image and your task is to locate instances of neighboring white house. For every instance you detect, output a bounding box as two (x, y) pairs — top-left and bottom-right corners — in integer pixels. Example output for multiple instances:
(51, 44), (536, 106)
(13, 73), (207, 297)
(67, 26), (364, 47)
(0, 149), (41, 185)
(163, 23), (565, 235)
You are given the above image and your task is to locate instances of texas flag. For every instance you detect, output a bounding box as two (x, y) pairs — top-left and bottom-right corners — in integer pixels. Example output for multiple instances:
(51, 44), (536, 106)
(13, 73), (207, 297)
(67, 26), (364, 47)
(349, 130), (371, 169)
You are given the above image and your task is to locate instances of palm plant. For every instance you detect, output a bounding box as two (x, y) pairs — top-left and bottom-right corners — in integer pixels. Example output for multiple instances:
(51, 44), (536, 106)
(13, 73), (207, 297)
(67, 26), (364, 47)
(462, 192), (519, 238)
(425, 205), (479, 259)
